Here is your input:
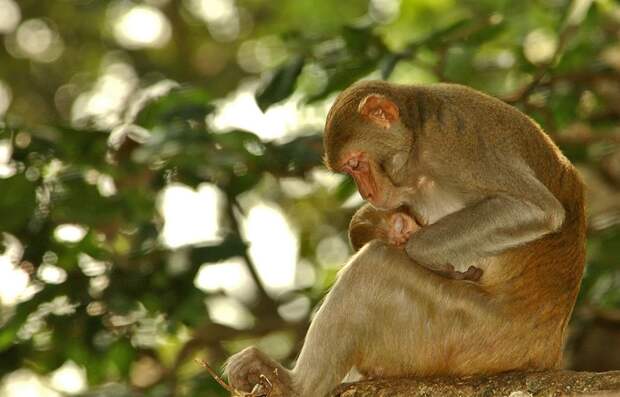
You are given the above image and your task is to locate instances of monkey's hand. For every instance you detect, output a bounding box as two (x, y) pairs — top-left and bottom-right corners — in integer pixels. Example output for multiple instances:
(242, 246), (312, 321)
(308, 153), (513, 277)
(433, 264), (483, 281)
(387, 212), (418, 247)
(226, 346), (297, 397)
(395, 214), (482, 281)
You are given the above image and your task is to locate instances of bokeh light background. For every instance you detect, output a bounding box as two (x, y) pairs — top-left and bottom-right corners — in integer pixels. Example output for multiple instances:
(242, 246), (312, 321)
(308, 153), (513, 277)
(1, 0), (619, 395)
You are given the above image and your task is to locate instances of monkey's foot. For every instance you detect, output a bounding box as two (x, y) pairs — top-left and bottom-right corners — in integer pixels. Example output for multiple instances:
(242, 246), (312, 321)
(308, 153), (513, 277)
(226, 346), (296, 397)
(388, 212), (417, 247)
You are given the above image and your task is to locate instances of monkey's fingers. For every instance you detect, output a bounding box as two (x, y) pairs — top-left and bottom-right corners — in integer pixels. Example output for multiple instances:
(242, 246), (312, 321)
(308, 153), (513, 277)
(451, 266), (483, 281)
(431, 263), (482, 281)
(464, 266), (483, 281)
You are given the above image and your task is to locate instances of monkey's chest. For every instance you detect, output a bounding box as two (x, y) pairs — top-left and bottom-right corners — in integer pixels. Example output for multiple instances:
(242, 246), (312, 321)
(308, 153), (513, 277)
(407, 179), (465, 226)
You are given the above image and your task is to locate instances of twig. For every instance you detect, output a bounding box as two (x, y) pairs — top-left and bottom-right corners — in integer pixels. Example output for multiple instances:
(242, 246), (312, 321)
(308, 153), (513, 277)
(195, 359), (274, 397)
(504, 1), (580, 104)
(195, 359), (237, 393)
(250, 374), (273, 397)
(223, 195), (275, 308)
(170, 317), (309, 385)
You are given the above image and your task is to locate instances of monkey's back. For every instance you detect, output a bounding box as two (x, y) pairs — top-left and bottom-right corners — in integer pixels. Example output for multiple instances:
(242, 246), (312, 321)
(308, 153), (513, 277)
(424, 83), (587, 369)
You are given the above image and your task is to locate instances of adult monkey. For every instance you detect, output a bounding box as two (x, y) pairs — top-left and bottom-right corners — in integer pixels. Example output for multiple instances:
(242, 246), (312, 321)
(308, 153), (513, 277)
(225, 81), (586, 397)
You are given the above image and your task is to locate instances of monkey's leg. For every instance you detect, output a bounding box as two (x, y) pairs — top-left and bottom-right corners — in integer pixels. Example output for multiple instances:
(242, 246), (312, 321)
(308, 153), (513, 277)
(227, 240), (489, 397)
(287, 254), (377, 396)
(227, 241), (486, 397)
(226, 244), (380, 397)
(290, 241), (487, 395)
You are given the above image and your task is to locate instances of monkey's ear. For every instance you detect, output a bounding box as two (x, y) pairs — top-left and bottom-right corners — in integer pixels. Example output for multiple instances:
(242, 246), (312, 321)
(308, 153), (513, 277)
(358, 94), (400, 129)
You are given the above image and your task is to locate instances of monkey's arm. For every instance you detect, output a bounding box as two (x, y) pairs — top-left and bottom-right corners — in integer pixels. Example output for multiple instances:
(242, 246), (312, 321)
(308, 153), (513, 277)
(406, 175), (565, 272)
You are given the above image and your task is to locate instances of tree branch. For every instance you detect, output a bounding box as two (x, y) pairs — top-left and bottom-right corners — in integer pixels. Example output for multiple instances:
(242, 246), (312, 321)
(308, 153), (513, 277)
(223, 195), (275, 311)
(503, 0), (582, 105)
(332, 370), (620, 397)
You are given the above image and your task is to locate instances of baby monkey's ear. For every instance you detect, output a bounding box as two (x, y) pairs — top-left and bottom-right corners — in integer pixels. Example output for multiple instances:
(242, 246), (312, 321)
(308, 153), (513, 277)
(358, 94), (400, 129)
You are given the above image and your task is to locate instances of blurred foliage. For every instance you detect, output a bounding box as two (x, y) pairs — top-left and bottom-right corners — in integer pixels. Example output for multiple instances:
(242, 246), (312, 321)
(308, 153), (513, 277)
(1, 0), (620, 395)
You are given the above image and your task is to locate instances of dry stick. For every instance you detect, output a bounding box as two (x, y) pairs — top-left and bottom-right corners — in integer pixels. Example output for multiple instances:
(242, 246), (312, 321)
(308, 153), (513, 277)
(504, 14), (578, 104)
(195, 359), (238, 394)
(250, 375), (273, 397)
(195, 359), (273, 397)
(223, 197), (273, 307)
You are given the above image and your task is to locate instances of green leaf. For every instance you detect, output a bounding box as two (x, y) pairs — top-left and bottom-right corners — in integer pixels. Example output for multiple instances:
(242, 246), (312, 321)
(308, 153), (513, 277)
(342, 24), (377, 55)
(0, 322), (19, 351)
(135, 87), (214, 128)
(423, 18), (470, 47)
(170, 289), (208, 327)
(0, 173), (37, 233)
(334, 177), (356, 202)
(307, 59), (378, 102)
(380, 53), (404, 79)
(463, 21), (506, 45)
(107, 339), (135, 378)
(550, 90), (580, 129)
(269, 135), (324, 175)
(256, 56), (305, 112)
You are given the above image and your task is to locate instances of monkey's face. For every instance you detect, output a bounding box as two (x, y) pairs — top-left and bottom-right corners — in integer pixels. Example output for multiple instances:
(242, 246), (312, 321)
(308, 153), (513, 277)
(339, 148), (406, 210)
(326, 93), (412, 210)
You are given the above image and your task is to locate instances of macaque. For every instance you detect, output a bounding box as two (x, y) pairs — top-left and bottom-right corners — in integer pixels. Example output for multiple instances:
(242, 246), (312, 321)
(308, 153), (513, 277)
(225, 81), (586, 397)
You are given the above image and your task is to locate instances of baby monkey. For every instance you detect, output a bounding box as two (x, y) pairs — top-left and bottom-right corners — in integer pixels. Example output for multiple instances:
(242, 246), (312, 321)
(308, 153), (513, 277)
(349, 203), (483, 281)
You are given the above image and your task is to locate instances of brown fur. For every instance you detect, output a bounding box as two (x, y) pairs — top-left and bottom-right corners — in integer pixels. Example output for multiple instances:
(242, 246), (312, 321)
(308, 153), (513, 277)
(348, 204), (410, 252)
(225, 81), (586, 397)
(350, 205), (484, 280)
